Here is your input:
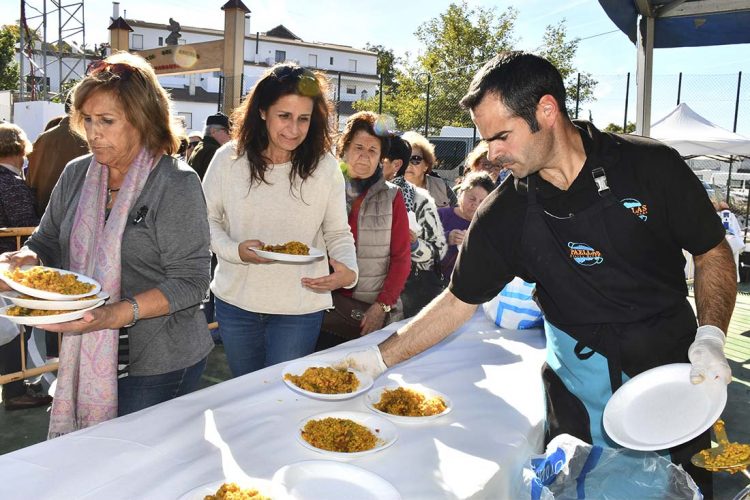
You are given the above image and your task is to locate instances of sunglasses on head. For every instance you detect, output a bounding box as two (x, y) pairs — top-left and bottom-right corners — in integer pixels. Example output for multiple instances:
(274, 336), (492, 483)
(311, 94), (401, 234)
(409, 155), (424, 165)
(86, 60), (134, 80)
(271, 65), (320, 96)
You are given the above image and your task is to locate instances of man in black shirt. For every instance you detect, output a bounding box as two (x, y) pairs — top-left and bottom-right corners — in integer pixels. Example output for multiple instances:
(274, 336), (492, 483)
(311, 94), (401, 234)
(337, 52), (734, 497)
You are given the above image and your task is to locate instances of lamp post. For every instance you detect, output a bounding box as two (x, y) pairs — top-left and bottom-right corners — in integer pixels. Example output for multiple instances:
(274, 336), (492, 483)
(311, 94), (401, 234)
(417, 72), (432, 137)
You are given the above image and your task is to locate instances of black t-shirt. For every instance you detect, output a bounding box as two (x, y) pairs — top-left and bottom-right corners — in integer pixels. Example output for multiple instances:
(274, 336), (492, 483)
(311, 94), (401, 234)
(450, 121), (725, 305)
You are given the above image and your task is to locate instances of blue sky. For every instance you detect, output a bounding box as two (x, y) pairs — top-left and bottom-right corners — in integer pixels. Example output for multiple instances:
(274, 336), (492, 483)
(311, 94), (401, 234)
(4, 0), (749, 133)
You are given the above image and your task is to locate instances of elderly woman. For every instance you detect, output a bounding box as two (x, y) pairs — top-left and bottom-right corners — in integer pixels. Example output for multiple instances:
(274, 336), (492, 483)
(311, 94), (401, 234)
(318, 112), (410, 346)
(401, 131), (457, 208)
(438, 172), (495, 281)
(0, 123), (49, 412)
(204, 63), (357, 377)
(383, 134), (447, 317)
(0, 52), (214, 433)
(0, 124), (39, 253)
(455, 141), (505, 187)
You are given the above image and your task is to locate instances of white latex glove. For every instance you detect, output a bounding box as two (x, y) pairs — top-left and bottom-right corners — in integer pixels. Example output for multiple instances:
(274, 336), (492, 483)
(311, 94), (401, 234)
(332, 346), (388, 379)
(688, 325), (732, 385)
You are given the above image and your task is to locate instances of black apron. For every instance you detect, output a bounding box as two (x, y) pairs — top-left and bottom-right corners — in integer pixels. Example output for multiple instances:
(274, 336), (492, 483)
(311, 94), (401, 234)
(519, 165), (711, 495)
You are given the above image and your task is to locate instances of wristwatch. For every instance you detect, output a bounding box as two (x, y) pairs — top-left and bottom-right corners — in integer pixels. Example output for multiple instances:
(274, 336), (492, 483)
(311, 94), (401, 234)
(377, 302), (392, 313)
(121, 297), (140, 328)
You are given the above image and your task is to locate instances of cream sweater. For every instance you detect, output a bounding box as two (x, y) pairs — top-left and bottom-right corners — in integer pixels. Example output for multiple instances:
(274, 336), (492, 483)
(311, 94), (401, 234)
(203, 144), (358, 314)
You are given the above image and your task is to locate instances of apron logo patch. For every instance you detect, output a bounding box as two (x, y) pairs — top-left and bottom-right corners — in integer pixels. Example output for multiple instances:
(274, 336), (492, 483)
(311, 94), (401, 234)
(621, 197), (648, 221)
(568, 242), (604, 266)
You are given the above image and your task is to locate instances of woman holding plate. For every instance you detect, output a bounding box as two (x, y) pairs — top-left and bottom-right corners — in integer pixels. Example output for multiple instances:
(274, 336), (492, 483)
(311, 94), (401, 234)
(203, 62), (357, 377)
(0, 52), (214, 434)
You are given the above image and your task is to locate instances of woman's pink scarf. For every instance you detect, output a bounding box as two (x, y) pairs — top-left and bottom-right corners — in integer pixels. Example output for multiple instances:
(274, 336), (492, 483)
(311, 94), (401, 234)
(48, 148), (157, 438)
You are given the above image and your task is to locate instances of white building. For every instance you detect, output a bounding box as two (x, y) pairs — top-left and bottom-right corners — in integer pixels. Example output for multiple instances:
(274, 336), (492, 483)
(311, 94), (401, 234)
(127, 18), (378, 132)
(11, 13), (379, 135)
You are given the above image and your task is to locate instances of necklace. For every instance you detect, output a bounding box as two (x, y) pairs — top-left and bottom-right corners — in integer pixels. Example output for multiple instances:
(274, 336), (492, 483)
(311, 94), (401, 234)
(107, 187), (120, 206)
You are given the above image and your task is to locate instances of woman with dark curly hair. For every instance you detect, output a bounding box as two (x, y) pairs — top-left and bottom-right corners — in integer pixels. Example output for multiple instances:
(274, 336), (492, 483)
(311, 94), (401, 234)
(204, 62), (357, 376)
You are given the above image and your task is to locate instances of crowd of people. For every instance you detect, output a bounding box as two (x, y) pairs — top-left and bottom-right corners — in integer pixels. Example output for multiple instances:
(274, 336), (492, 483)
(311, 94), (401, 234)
(0, 49), (737, 498)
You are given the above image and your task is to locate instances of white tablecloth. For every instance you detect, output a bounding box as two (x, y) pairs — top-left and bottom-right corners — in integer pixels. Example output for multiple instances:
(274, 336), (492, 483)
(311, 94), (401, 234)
(0, 311), (547, 500)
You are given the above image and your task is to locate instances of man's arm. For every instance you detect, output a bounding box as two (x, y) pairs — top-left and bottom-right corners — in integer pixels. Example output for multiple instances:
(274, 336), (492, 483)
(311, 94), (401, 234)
(379, 288), (478, 367)
(693, 238), (736, 332)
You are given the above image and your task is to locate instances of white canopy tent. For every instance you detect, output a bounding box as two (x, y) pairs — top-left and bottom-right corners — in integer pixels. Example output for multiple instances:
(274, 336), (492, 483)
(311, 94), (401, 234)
(650, 103), (750, 158)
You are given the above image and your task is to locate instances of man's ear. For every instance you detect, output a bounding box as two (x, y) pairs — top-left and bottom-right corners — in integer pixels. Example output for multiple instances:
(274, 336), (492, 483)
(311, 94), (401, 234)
(538, 94), (558, 126)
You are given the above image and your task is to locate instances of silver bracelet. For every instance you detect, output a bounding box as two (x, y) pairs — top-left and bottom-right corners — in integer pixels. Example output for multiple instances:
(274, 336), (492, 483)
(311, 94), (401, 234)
(121, 297), (140, 328)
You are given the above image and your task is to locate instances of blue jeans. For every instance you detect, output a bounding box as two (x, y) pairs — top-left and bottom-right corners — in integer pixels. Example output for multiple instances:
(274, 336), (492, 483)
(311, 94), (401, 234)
(117, 357), (207, 417)
(215, 298), (324, 377)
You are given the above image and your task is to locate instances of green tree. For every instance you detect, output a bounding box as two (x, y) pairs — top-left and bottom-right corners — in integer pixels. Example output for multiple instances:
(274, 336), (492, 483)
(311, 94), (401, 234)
(603, 121), (636, 133)
(357, 3), (596, 134)
(411, 2), (518, 131)
(0, 25), (20, 91)
(536, 21), (597, 117)
(364, 43), (399, 89)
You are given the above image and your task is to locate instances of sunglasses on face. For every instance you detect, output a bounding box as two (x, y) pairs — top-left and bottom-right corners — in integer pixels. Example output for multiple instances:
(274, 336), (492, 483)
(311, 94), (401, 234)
(188, 141), (200, 147)
(86, 60), (134, 80)
(409, 155), (424, 165)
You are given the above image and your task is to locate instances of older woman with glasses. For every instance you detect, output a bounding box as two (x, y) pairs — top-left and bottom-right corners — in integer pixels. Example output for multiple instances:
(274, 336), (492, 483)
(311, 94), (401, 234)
(456, 141), (506, 188)
(401, 131), (457, 208)
(203, 62), (357, 377)
(0, 52), (214, 433)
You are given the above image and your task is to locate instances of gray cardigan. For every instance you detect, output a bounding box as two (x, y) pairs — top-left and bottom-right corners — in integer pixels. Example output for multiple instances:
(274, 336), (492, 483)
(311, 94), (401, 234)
(26, 154), (214, 376)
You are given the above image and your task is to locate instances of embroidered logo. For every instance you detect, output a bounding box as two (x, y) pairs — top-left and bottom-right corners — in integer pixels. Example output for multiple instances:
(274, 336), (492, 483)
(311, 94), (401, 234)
(621, 197), (648, 221)
(568, 242), (604, 266)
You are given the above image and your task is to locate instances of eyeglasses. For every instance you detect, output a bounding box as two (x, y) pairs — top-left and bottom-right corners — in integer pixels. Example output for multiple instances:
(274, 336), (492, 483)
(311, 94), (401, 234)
(409, 155), (424, 165)
(188, 141), (200, 147)
(86, 60), (134, 80)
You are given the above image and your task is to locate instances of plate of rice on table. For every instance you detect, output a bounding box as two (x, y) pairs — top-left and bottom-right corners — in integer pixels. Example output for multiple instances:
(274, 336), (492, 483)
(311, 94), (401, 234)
(252, 241), (325, 263)
(0, 264), (101, 301)
(0, 290), (110, 311)
(0, 300), (105, 326)
(282, 360), (373, 400)
(176, 477), (274, 500)
(365, 385), (452, 424)
(297, 411), (398, 460)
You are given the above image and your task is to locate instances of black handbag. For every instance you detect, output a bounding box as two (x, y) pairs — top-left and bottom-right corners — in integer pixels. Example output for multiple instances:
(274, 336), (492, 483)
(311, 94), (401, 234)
(401, 248), (446, 318)
(320, 291), (371, 341)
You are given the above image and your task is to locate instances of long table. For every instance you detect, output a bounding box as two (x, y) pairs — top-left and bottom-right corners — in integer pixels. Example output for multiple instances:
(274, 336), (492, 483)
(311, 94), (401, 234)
(0, 311), (547, 500)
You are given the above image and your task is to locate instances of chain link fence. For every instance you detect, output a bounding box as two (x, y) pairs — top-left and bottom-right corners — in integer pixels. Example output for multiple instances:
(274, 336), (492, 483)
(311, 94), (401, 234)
(338, 67), (749, 205)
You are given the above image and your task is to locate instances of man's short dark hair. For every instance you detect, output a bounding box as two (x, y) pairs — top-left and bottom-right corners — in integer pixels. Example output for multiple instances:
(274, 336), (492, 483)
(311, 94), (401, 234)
(384, 134), (411, 171)
(460, 51), (569, 132)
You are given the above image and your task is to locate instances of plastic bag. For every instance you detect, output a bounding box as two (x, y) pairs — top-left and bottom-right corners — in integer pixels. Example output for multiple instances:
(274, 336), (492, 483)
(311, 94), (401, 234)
(0, 295), (21, 346)
(482, 277), (543, 329)
(518, 434), (701, 500)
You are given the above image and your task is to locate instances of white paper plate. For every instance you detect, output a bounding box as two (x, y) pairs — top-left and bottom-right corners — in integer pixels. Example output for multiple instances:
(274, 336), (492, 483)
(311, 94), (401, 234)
(0, 300), (105, 326)
(0, 290), (110, 310)
(365, 385), (452, 424)
(272, 460), (401, 500)
(176, 477), (273, 500)
(282, 360), (373, 401)
(603, 363), (727, 451)
(0, 264), (101, 301)
(253, 246), (325, 263)
(297, 411), (398, 459)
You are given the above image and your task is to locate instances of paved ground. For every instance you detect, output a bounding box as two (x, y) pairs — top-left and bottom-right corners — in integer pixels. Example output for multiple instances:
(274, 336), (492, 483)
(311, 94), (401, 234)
(0, 294), (748, 498)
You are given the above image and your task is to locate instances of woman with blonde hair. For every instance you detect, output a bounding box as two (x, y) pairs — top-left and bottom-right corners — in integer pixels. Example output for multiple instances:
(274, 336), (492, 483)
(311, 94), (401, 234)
(401, 130), (457, 208)
(0, 51), (214, 433)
